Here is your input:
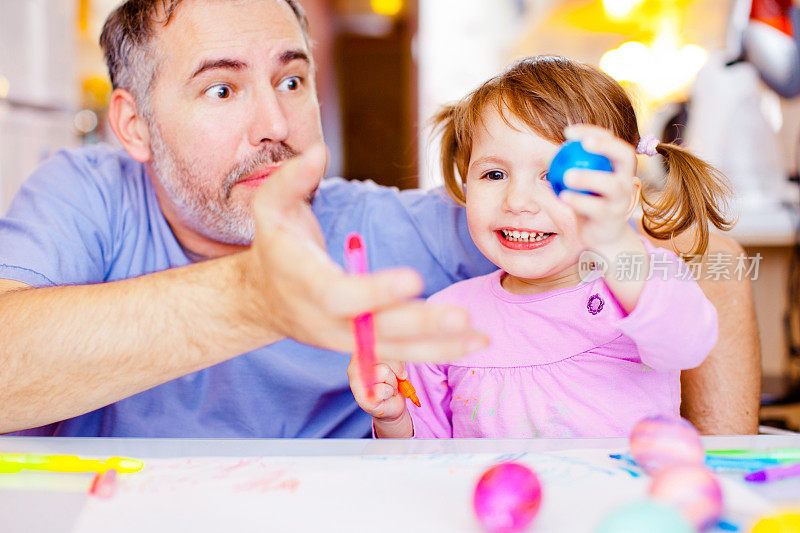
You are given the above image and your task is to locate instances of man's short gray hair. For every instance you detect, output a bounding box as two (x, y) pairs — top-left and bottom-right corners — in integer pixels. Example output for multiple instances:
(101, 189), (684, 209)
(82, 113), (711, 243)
(99, 0), (309, 118)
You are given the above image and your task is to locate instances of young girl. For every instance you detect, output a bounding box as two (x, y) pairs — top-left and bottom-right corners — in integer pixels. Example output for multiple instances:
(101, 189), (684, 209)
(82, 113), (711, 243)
(348, 55), (732, 438)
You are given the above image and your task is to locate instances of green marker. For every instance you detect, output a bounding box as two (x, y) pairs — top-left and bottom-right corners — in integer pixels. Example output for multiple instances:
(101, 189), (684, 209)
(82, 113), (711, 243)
(706, 448), (800, 463)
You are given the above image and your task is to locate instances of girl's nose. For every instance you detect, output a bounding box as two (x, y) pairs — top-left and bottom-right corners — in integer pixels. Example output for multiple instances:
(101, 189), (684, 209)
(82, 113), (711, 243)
(503, 178), (541, 215)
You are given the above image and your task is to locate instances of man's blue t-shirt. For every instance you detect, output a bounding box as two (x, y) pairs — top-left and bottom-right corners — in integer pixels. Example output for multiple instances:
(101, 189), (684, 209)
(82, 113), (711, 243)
(0, 145), (493, 437)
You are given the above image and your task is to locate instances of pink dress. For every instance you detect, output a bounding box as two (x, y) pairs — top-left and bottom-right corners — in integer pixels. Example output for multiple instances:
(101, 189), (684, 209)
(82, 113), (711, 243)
(406, 241), (717, 438)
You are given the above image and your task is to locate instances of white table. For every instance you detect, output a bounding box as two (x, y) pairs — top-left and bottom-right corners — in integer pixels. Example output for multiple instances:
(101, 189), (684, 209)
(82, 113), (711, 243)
(1, 435), (799, 532)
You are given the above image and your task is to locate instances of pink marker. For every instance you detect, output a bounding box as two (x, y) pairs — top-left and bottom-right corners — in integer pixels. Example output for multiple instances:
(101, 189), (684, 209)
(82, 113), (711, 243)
(344, 233), (377, 400)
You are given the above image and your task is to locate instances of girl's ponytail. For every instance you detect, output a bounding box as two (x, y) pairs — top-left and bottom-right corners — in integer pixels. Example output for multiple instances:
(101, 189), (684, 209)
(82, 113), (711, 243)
(434, 104), (468, 206)
(641, 143), (735, 258)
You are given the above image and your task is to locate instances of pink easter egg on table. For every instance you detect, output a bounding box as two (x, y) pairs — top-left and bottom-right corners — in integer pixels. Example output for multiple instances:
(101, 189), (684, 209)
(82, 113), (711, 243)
(649, 465), (723, 531)
(629, 415), (704, 475)
(473, 462), (542, 533)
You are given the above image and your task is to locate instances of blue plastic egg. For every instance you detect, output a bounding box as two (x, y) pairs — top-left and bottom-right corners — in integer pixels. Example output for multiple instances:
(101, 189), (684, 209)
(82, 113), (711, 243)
(595, 500), (696, 533)
(547, 140), (613, 196)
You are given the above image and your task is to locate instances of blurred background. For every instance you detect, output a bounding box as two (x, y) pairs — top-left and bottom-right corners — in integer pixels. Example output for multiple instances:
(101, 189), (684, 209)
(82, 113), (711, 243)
(1, 0), (800, 429)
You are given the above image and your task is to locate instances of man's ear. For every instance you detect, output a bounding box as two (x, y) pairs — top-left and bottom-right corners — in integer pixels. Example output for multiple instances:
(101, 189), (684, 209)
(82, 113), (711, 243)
(624, 176), (643, 220)
(107, 88), (151, 163)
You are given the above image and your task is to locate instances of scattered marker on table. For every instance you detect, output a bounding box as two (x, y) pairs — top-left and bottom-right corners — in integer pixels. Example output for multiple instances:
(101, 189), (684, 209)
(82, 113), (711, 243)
(744, 462), (800, 483)
(716, 518), (741, 531)
(0, 454), (143, 474)
(610, 452), (781, 472)
(707, 448), (800, 462)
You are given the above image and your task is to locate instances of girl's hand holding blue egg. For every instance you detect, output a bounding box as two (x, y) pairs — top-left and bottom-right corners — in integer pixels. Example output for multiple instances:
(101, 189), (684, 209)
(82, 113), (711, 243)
(553, 125), (644, 264)
(546, 139), (611, 196)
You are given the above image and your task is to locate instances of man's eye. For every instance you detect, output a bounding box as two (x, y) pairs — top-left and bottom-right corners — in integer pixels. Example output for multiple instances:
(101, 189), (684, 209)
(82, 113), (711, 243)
(278, 76), (302, 91)
(482, 170), (506, 181)
(204, 84), (233, 99)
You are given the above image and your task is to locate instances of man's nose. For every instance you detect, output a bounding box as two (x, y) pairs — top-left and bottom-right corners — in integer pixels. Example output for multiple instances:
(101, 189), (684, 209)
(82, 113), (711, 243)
(248, 89), (290, 146)
(503, 178), (541, 214)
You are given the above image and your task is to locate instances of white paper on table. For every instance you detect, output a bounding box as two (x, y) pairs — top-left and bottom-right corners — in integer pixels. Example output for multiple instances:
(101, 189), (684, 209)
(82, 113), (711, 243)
(73, 450), (774, 533)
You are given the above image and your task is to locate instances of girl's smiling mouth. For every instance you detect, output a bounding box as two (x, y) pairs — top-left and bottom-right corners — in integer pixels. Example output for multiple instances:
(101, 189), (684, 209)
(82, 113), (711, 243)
(496, 228), (556, 250)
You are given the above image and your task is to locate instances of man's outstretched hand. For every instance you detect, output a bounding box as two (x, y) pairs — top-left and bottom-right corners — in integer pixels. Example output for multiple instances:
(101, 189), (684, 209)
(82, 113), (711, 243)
(243, 143), (488, 361)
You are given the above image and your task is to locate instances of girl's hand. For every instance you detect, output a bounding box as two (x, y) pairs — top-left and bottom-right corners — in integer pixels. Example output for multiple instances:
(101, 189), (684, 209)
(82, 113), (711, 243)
(347, 356), (409, 422)
(558, 125), (650, 313)
(557, 125), (642, 255)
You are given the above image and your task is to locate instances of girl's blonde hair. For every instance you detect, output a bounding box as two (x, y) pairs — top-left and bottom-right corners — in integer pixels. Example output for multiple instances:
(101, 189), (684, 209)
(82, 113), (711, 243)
(435, 55), (733, 257)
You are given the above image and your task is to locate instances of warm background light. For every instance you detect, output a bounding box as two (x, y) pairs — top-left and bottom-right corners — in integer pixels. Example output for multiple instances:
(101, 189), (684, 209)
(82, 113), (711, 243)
(370, 0), (403, 17)
(602, 0), (645, 20)
(599, 17), (708, 103)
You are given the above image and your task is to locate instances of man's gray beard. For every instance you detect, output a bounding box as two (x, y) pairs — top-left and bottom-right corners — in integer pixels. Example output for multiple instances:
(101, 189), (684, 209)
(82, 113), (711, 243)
(148, 123), (296, 245)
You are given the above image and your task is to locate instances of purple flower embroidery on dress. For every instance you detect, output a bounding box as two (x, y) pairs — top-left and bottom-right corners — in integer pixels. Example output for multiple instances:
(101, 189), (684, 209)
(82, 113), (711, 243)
(587, 294), (604, 315)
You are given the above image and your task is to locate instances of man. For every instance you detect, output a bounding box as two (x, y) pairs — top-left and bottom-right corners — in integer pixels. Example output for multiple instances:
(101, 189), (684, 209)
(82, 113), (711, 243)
(0, 0), (758, 437)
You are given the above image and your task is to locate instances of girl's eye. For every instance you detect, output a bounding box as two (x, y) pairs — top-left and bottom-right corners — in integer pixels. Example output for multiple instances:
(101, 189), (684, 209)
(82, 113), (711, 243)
(278, 76), (302, 91)
(482, 170), (506, 181)
(204, 84), (233, 100)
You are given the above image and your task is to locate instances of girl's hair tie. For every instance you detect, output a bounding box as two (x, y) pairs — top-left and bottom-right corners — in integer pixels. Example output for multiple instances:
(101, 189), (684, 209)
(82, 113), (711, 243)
(636, 135), (659, 157)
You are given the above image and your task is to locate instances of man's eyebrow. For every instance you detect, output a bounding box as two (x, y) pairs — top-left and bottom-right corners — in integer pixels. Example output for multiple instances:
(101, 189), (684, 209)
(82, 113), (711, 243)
(189, 59), (247, 81)
(280, 49), (310, 65)
(187, 51), (308, 82)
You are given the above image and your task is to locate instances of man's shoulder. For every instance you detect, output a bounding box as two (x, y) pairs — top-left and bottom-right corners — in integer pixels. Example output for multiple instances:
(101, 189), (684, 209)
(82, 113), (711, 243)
(315, 177), (455, 211)
(39, 144), (143, 187)
(11, 143), (150, 220)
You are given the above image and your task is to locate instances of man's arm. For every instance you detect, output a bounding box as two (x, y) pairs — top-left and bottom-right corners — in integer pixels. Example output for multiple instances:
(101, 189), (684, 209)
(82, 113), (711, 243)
(0, 148), (487, 434)
(640, 222), (761, 434)
(680, 232), (761, 434)
(0, 255), (276, 433)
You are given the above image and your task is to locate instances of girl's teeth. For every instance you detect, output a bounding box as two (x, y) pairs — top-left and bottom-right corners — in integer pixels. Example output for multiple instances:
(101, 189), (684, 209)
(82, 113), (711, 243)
(501, 230), (552, 242)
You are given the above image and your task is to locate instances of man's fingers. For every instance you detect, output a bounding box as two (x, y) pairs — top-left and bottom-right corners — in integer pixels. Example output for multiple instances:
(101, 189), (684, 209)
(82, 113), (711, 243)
(323, 268), (424, 316)
(250, 143), (329, 249)
(253, 142), (328, 211)
(373, 301), (472, 340)
(376, 334), (489, 363)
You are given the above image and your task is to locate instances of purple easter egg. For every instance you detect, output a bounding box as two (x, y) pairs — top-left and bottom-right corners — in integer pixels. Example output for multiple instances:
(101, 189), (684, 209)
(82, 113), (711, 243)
(473, 462), (542, 533)
(629, 415), (704, 475)
(649, 465), (723, 531)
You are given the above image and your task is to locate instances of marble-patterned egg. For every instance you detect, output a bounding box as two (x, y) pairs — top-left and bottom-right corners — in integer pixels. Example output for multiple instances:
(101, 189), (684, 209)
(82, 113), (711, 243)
(630, 415), (704, 475)
(649, 465), (723, 530)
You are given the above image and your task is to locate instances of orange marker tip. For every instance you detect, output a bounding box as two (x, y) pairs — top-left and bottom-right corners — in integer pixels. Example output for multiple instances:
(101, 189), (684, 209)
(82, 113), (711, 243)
(397, 378), (422, 408)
